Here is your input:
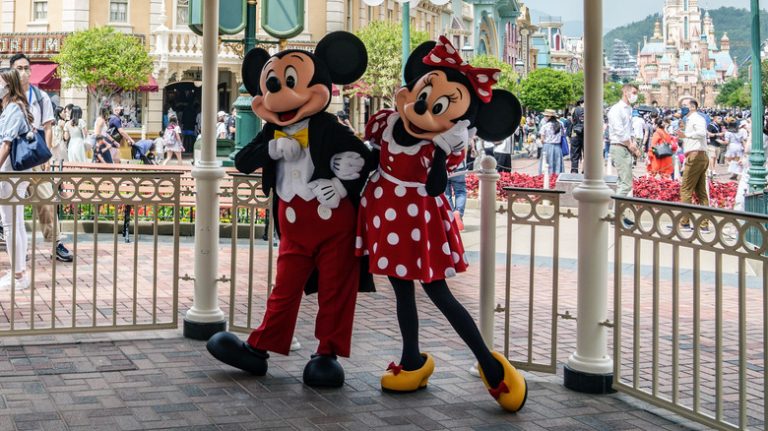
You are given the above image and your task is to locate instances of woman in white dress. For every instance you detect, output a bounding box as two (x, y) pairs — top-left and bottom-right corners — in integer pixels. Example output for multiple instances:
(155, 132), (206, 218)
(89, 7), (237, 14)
(51, 106), (68, 163)
(64, 106), (88, 162)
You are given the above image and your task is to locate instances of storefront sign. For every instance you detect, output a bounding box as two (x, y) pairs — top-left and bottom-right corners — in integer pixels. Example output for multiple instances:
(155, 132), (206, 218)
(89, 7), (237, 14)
(0, 33), (67, 57)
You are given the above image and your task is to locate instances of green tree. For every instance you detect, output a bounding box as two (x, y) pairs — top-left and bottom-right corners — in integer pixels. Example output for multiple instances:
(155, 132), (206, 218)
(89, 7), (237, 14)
(604, 82), (624, 105)
(469, 54), (521, 95)
(519, 68), (575, 112)
(569, 71), (585, 104)
(354, 21), (429, 106)
(53, 26), (153, 111)
(716, 78), (747, 106)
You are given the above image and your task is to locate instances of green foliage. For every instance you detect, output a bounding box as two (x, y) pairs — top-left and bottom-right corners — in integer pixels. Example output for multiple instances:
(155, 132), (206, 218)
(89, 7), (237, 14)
(569, 71), (585, 102)
(54, 26), (153, 107)
(603, 82), (624, 105)
(713, 60), (768, 108)
(604, 7), (768, 64)
(469, 54), (521, 95)
(519, 68), (575, 111)
(354, 21), (429, 105)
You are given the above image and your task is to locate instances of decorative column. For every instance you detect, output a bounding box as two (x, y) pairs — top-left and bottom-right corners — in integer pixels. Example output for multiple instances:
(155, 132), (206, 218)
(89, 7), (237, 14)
(748, 0), (766, 195)
(184, 0), (227, 340)
(477, 155), (500, 359)
(564, 0), (614, 394)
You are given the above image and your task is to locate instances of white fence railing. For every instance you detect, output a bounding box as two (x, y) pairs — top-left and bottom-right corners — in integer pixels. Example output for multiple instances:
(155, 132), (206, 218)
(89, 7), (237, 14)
(613, 196), (768, 431)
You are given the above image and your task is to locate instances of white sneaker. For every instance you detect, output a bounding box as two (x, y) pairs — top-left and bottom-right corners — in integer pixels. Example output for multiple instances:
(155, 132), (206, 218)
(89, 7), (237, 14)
(0, 273), (29, 290)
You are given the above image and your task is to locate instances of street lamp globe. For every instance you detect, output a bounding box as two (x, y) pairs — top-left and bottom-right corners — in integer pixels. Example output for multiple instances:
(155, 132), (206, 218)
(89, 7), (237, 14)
(515, 59), (525, 74)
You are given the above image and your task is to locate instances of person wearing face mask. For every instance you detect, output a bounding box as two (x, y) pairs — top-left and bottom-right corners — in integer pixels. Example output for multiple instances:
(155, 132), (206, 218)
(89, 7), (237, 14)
(607, 83), (641, 227)
(676, 98), (710, 232)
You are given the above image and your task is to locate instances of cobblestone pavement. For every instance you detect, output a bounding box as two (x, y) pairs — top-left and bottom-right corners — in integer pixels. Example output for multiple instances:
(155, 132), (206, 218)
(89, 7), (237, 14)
(0, 234), (726, 430)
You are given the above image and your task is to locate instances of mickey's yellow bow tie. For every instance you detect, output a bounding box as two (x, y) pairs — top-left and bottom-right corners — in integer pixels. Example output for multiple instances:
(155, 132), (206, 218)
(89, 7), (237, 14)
(274, 128), (309, 148)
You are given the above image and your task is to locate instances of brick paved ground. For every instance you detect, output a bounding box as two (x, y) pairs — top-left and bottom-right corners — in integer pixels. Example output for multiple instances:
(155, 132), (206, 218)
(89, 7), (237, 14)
(0, 230), (755, 430)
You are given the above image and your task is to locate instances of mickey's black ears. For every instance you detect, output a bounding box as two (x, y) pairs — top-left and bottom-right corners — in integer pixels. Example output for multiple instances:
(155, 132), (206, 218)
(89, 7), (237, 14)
(404, 41), (435, 84)
(314, 31), (368, 85)
(242, 48), (271, 96)
(475, 90), (523, 142)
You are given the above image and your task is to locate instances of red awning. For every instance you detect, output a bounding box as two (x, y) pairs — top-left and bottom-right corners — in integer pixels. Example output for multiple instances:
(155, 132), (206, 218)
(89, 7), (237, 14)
(332, 84), (340, 96)
(139, 75), (159, 92)
(30, 63), (60, 91)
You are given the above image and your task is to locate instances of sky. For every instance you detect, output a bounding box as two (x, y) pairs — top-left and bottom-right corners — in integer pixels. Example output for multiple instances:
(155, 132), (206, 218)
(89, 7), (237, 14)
(521, 0), (753, 33)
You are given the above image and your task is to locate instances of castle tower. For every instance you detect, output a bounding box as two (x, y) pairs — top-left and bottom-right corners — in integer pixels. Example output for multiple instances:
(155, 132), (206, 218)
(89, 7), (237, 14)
(721, 32), (730, 53)
(703, 10), (715, 42)
(652, 20), (663, 42)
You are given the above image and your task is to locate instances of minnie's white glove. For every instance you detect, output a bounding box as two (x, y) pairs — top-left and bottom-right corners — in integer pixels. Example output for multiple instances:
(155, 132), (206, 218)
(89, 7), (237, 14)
(307, 178), (348, 209)
(330, 151), (365, 180)
(268, 137), (302, 162)
(433, 120), (471, 155)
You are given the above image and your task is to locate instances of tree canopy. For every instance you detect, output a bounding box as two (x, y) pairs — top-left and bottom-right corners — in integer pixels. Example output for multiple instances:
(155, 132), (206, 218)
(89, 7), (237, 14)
(354, 21), (429, 106)
(54, 26), (153, 108)
(469, 54), (521, 95)
(519, 68), (576, 111)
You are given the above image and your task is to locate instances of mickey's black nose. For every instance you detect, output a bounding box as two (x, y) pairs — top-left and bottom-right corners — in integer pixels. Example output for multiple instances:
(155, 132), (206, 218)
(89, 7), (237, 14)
(414, 100), (427, 115)
(266, 77), (281, 93)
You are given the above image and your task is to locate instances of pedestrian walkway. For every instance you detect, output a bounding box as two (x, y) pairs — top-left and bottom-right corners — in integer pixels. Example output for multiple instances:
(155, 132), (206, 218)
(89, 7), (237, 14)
(0, 208), (747, 430)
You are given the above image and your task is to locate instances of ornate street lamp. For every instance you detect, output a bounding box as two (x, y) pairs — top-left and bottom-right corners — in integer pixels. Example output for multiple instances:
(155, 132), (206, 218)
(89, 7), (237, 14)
(514, 58), (525, 78)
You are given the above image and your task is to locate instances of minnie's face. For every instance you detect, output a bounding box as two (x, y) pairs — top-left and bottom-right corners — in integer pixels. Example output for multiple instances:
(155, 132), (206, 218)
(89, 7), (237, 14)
(395, 71), (471, 141)
(251, 52), (330, 127)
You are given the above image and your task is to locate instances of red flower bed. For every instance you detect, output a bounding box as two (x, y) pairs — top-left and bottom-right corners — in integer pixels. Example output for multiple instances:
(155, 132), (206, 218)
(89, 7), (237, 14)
(466, 173), (738, 209)
(466, 172), (558, 200)
(632, 176), (738, 209)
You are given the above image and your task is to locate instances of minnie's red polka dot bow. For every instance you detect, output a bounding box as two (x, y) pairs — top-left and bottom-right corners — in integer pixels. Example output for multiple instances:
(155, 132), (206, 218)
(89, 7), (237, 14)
(422, 35), (501, 103)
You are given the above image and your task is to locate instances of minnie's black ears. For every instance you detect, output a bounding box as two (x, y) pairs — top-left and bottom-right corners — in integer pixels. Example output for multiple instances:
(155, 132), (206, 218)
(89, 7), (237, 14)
(475, 90), (523, 142)
(314, 31), (368, 85)
(242, 48), (271, 97)
(404, 41), (436, 84)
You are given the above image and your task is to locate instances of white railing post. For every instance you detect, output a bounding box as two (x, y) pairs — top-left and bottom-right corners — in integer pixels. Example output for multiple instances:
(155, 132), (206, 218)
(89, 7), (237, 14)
(543, 161), (550, 190)
(565, 0), (615, 393)
(471, 155), (500, 376)
(184, 0), (227, 340)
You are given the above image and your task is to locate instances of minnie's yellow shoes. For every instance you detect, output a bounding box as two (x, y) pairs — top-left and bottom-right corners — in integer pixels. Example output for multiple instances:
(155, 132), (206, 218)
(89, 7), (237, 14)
(478, 351), (528, 412)
(381, 353), (435, 392)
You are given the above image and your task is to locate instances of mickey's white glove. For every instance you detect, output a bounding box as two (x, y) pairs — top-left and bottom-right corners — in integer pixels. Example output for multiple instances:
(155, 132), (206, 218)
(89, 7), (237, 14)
(330, 151), (365, 180)
(268, 137), (302, 162)
(433, 120), (471, 155)
(307, 178), (348, 209)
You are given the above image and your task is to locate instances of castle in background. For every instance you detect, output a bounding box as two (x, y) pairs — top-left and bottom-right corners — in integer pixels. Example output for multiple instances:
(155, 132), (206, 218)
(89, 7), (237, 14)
(636, 0), (737, 107)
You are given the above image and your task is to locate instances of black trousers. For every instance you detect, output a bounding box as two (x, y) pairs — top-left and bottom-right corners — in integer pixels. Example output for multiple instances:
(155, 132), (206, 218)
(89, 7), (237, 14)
(570, 134), (584, 173)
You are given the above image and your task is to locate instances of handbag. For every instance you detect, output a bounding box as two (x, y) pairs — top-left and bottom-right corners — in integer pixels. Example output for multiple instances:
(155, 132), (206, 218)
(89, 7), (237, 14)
(652, 143), (674, 158)
(560, 134), (570, 157)
(10, 118), (52, 171)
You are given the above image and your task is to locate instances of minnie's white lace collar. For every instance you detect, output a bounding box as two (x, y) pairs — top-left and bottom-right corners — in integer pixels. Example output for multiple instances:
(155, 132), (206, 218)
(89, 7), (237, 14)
(382, 112), (431, 156)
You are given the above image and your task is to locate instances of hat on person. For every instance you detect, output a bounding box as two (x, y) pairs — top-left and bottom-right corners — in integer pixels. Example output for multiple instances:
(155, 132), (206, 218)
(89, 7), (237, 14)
(217, 111), (227, 118)
(543, 109), (558, 117)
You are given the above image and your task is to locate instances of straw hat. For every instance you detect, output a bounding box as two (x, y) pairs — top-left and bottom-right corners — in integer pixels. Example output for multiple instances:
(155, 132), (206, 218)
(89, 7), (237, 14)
(543, 109), (558, 117)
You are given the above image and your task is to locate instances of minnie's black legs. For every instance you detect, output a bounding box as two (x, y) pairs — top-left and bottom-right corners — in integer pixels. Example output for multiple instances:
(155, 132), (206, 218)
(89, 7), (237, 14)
(388, 276), (425, 371)
(422, 279), (504, 388)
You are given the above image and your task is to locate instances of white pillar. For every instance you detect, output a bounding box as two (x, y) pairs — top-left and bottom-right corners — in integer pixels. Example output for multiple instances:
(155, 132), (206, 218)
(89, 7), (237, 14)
(471, 155), (500, 377)
(564, 0), (614, 393)
(184, 0), (227, 340)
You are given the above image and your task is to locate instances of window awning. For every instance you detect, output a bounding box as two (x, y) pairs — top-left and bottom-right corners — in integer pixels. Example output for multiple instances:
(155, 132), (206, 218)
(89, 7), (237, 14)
(30, 63), (60, 91)
(139, 75), (159, 92)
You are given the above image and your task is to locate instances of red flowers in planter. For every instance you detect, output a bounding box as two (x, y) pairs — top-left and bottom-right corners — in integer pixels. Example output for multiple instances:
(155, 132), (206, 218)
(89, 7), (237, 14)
(632, 176), (737, 209)
(465, 172), (558, 200)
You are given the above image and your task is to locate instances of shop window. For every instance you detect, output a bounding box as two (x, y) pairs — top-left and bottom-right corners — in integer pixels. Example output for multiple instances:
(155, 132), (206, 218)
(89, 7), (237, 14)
(177, 0), (189, 26)
(110, 0), (129, 23)
(112, 90), (145, 128)
(33, 1), (47, 21)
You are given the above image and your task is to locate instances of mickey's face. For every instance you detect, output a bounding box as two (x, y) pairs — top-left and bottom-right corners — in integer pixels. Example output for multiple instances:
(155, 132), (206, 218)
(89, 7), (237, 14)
(251, 52), (330, 127)
(395, 70), (472, 141)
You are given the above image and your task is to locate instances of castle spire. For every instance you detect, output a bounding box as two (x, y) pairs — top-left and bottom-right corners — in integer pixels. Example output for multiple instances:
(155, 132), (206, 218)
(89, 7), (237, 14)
(652, 20), (663, 41)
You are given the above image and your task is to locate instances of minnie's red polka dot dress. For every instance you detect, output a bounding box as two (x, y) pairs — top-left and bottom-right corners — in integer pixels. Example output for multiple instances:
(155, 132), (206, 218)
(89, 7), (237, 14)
(356, 110), (469, 283)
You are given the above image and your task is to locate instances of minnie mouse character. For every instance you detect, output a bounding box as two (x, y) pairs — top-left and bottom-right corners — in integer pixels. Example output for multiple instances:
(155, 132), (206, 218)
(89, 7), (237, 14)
(206, 32), (373, 388)
(357, 36), (527, 411)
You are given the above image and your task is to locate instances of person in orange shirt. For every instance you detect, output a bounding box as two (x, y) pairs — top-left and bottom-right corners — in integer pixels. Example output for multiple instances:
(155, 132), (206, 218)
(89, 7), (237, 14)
(648, 117), (677, 179)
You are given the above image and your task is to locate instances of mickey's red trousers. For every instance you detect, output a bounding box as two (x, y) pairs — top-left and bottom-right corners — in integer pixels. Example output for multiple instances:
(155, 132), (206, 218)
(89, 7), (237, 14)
(247, 196), (360, 357)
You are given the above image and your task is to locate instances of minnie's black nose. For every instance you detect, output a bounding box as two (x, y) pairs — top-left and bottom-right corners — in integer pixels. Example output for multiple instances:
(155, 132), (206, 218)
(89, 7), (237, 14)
(266, 77), (281, 93)
(414, 100), (427, 115)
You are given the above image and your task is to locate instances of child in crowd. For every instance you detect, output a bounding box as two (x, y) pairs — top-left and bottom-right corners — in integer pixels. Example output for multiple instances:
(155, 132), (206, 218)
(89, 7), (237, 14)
(153, 131), (165, 164)
(92, 136), (113, 164)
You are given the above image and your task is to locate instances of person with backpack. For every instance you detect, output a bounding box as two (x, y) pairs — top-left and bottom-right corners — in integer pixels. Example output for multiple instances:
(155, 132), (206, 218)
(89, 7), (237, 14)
(9, 53), (73, 262)
(107, 105), (134, 163)
(162, 115), (184, 165)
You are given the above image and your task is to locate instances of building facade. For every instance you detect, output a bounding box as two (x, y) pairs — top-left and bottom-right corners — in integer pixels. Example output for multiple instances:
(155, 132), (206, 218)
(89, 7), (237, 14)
(636, 0), (737, 107)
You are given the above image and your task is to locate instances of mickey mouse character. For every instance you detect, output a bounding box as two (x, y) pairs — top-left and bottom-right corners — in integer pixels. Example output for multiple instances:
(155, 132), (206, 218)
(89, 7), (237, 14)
(206, 31), (372, 388)
(356, 36), (527, 411)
